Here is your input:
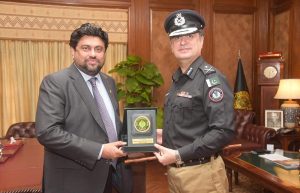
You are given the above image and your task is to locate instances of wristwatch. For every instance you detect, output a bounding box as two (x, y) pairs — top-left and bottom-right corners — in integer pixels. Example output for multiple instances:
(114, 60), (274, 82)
(175, 150), (184, 165)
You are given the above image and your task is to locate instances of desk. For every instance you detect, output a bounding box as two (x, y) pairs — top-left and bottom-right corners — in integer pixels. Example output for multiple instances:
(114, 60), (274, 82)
(0, 138), (148, 193)
(0, 138), (43, 193)
(224, 151), (300, 193)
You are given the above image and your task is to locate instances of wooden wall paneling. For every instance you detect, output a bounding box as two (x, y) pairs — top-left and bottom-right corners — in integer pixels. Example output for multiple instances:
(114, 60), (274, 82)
(212, 0), (256, 95)
(149, 0), (198, 10)
(270, 0), (292, 78)
(213, 0), (256, 14)
(212, 11), (254, 95)
(290, 0), (300, 78)
(273, 11), (290, 76)
(253, 0), (270, 122)
(260, 85), (281, 120)
(270, 0), (300, 79)
(271, 0), (293, 14)
(254, 0), (270, 54)
(199, 0), (214, 64)
(128, 0), (150, 59)
(150, 9), (177, 108)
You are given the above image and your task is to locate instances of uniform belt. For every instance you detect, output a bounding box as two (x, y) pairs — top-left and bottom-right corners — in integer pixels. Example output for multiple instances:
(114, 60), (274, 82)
(170, 154), (219, 168)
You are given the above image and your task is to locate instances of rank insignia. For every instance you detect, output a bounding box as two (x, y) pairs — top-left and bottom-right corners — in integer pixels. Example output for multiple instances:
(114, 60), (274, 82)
(202, 65), (215, 75)
(208, 87), (223, 102)
(206, 76), (220, 87)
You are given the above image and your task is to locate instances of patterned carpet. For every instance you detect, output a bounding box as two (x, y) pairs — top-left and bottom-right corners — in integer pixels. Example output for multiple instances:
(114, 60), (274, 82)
(231, 174), (264, 193)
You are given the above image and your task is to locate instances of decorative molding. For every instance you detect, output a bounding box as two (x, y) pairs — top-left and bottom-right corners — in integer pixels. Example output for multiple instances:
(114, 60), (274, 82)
(0, 0), (131, 8)
(271, 0), (293, 14)
(0, 1), (128, 42)
(213, 4), (256, 14)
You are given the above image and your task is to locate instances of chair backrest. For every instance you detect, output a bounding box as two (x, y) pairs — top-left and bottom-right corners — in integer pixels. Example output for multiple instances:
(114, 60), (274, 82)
(234, 110), (255, 138)
(5, 122), (36, 139)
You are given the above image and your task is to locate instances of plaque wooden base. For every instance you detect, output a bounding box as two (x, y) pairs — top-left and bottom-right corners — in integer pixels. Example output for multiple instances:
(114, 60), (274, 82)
(122, 146), (157, 153)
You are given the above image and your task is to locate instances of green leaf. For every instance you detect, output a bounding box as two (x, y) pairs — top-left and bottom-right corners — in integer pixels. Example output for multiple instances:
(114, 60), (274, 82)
(125, 78), (139, 92)
(135, 74), (155, 86)
(127, 55), (141, 63)
(109, 55), (164, 107)
(140, 92), (150, 102)
(117, 90), (126, 101)
(127, 95), (142, 104)
(152, 75), (164, 85)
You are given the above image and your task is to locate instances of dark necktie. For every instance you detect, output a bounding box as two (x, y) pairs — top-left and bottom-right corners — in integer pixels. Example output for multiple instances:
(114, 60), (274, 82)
(89, 77), (118, 168)
(89, 77), (118, 143)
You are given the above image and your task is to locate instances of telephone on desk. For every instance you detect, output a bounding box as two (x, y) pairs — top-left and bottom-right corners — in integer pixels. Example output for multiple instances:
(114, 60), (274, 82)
(277, 128), (296, 135)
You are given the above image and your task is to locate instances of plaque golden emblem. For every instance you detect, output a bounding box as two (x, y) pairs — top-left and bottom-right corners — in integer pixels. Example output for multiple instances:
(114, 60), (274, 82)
(134, 115), (151, 133)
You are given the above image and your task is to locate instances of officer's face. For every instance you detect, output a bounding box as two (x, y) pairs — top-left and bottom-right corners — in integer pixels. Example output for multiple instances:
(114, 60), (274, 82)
(170, 32), (204, 63)
(71, 35), (106, 76)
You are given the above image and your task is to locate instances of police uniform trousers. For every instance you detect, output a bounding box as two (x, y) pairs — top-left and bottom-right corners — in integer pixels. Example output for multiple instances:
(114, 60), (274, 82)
(167, 156), (229, 193)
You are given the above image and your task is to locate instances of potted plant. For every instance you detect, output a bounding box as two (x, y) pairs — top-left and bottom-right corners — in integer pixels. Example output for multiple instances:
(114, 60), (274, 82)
(109, 55), (164, 107)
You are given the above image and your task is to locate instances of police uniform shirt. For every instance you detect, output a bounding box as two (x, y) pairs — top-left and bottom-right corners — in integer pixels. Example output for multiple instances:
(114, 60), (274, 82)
(162, 56), (235, 161)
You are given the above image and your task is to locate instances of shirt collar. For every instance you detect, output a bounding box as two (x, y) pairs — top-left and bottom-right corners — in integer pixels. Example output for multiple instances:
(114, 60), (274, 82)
(172, 56), (203, 82)
(75, 65), (101, 83)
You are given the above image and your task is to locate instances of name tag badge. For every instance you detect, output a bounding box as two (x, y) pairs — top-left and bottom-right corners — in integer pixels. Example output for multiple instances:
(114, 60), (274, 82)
(177, 91), (192, 98)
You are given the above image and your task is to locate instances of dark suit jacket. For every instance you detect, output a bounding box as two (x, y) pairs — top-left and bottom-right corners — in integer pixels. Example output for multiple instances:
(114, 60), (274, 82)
(36, 64), (129, 193)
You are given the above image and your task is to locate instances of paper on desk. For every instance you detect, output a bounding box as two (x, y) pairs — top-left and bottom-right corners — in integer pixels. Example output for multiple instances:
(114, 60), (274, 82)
(259, 153), (292, 161)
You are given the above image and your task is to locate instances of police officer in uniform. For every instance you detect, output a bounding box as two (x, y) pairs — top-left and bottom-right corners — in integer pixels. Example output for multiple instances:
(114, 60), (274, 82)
(154, 9), (235, 193)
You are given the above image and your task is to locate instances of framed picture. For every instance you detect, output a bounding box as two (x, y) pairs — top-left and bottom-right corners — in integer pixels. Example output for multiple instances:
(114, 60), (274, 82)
(265, 110), (283, 130)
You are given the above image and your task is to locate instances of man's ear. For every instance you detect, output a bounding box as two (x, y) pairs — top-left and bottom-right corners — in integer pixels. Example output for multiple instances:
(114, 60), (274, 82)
(70, 48), (75, 59)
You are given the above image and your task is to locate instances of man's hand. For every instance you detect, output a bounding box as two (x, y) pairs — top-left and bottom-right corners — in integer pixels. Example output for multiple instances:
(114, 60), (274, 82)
(153, 143), (176, 166)
(156, 129), (163, 144)
(102, 141), (127, 159)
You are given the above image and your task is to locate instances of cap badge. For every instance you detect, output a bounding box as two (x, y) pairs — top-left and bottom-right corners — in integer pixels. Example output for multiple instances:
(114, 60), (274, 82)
(174, 13), (185, 26)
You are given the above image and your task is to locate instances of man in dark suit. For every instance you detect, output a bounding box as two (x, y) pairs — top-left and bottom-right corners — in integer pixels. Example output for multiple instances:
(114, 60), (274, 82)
(36, 23), (131, 193)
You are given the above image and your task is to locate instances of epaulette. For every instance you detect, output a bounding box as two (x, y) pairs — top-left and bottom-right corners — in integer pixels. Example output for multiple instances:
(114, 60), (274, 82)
(199, 63), (221, 88)
(199, 63), (216, 76)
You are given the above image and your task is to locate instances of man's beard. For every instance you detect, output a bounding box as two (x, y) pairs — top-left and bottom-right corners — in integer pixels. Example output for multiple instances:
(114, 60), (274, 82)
(74, 59), (104, 76)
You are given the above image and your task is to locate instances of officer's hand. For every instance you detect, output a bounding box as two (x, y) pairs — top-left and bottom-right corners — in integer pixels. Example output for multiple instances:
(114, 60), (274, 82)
(156, 129), (163, 144)
(102, 141), (127, 159)
(153, 143), (176, 166)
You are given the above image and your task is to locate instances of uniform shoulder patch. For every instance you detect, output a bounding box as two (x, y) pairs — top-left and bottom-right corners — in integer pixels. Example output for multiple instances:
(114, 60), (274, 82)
(208, 87), (224, 102)
(206, 75), (220, 87)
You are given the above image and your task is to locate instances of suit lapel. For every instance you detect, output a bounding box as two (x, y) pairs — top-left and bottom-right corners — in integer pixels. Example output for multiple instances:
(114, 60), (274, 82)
(68, 65), (106, 132)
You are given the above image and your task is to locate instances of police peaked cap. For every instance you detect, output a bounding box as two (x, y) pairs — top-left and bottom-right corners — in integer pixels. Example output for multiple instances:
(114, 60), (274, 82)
(164, 9), (205, 37)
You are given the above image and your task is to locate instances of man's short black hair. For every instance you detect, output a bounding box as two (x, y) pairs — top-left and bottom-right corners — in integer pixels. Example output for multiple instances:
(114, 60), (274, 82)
(69, 23), (109, 50)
